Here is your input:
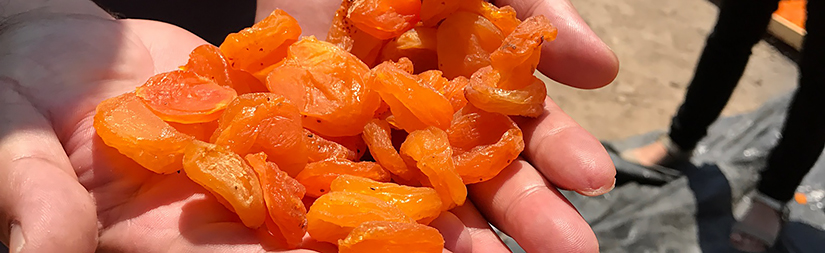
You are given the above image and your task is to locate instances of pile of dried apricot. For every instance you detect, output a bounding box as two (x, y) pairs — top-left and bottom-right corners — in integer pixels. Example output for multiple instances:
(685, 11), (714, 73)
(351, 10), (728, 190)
(94, 0), (556, 251)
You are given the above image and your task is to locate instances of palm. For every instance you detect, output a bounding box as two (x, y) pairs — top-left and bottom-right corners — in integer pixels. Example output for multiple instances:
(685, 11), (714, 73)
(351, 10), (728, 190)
(0, 14), (324, 252)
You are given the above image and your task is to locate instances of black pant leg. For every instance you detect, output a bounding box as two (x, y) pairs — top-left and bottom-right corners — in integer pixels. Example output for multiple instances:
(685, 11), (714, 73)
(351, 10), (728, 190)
(669, 0), (781, 150)
(758, 0), (825, 203)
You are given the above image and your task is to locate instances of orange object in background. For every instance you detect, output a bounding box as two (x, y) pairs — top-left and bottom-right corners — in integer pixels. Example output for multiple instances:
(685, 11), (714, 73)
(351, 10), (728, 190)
(776, 0), (807, 29)
(795, 192), (809, 205)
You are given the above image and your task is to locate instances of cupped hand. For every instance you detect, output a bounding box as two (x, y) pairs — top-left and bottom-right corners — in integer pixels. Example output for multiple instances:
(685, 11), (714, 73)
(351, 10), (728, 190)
(0, 0), (619, 252)
(257, 0), (619, 252)
(0, 8), (499, 253)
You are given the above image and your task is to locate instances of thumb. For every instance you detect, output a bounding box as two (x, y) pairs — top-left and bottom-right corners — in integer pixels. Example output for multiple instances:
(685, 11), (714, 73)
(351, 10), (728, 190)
(0, 80), (98, 252)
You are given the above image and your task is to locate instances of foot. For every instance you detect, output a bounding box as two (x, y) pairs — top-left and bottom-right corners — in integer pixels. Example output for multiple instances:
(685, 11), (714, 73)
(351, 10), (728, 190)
(730, 200), (783, 252)
(621, 141), (671, 167)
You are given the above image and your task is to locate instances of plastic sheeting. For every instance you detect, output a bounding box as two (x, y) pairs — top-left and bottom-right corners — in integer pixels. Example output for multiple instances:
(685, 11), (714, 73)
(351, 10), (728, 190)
(499, 92), (825, 252)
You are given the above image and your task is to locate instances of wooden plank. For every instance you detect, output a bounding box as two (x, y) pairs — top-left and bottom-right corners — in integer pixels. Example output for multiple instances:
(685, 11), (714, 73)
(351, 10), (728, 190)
(767, 13), (806, 50)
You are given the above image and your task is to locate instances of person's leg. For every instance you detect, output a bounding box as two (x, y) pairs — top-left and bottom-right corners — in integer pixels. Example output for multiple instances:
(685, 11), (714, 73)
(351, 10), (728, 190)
(732, 1), (825, 251)
(624, 0), (780, 166)
(669, 0), (781, 150)
(759, 0), (825, 205)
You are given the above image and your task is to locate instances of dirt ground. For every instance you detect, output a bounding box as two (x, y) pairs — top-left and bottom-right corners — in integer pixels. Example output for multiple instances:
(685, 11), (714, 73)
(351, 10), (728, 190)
(542, 0), (799, 140)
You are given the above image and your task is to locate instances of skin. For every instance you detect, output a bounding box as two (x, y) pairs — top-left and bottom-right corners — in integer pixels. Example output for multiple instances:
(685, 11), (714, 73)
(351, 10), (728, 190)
(0, 0), (618, 252)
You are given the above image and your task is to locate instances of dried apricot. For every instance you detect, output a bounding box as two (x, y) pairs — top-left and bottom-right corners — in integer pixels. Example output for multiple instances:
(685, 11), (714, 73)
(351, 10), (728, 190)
(266, 37), (381, 137)
(380, 26), (438, 74)
(331, 175), (442, 224)
(420, 0), (464, 27)
(448, 106), (524, 183)
(94, 93), (194, 174)
(464, 66), (547, 117)
(490, 15), (557, 90)
(419, 71), (469, 112)
(135, 70), (237, 124)
(464, 1), (521, 35)
(304, 129), (360, 162)
(307, 191), (414, 244)
(462, 16), (555, 117)
(400, 127), (466, 209)
(370, 60), (453, 131)
(183, 141), (266, 228)
(327, 0), (355, 50)
(437, 11), (504, 79)
(326, 0), (389, 67)
(362, 119), (418, 181)
(296, 159), (391, 197)
(220, 9), (301, 73)
(348, 0), (421, 40)
(211, 93), (307, 176)
(168, 121), (218, 142)
(183, 44), (267, 94)
(339, 221), (444, 253)
(245, 153), (307, 248)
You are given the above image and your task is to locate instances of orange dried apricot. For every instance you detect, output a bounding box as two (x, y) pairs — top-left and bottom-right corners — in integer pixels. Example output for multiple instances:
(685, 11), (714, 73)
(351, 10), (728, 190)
(304, 129), (360, 162)
(326, 0), (389, 67)
(331, 175), (442, 224)
(135, 70), (237, 124)
(245, 153), (307, 248)
(266, 37), (381, 137)
(400, 127), (466, 209)
(94, 93), (195, 174)
(211, 93), (307, 176)
(168, 121), (218, 142)
(339, 221), (444, 253)
(437, 11), (504, 79)
(380, 26), (438, 74)
(306, 191), (414, 244)
(464, 1), (521, 35)
(183, 44), (267, 94)
(362, 119), (419, 181)
(370, 60), (453, 131)
(420, 0), (464, 27)
(463, 16), (556, 117)
(448, 106), (524, 183)
(220, 9), (301, 73)
(183, 140), (266, 228)
(296, 159), (391, 197)
(327, 0), (355, 51)
(348, 0), (421, 40)
(464, 66), (547, 117)
(490, 15), (557, 90)
(419, 70), (469, 112)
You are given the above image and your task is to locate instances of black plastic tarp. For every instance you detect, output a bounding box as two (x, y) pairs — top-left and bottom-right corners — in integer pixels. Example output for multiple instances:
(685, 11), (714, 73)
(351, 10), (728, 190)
(501, 92), (825, 253)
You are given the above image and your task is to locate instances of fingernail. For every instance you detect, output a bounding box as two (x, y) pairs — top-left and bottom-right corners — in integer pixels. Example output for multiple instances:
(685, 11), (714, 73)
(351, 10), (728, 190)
(577, 178), (616, 196)
(10, 221), (24, 253)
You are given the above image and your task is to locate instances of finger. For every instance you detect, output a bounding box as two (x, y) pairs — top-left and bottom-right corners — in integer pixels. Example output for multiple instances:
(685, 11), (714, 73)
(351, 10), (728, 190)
(430, 203), (512, 253)
(0, 81), (98, 253)
(255, 0), (341, 38)
(448, 202), (511, 253)
(430, 212), (473, 253)
(470, 159), (599, 253)
(514, 97), (615, 196)
(120, 19), (210, 73)
(496, 0), (619, 89)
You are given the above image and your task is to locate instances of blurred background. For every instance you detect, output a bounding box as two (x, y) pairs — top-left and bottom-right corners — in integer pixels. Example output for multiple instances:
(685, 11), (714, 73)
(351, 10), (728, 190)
(528, 0), (825, 252)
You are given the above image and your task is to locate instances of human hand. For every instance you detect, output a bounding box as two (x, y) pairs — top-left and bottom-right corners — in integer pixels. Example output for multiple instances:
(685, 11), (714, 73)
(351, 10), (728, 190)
(255, 0), (619, 252)
(0, 5), (509, 253)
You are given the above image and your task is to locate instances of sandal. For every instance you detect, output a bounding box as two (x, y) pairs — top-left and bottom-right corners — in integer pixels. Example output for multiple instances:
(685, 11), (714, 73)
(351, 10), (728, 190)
(730, 192), (787, 252)
(619, 134), (693, 171)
